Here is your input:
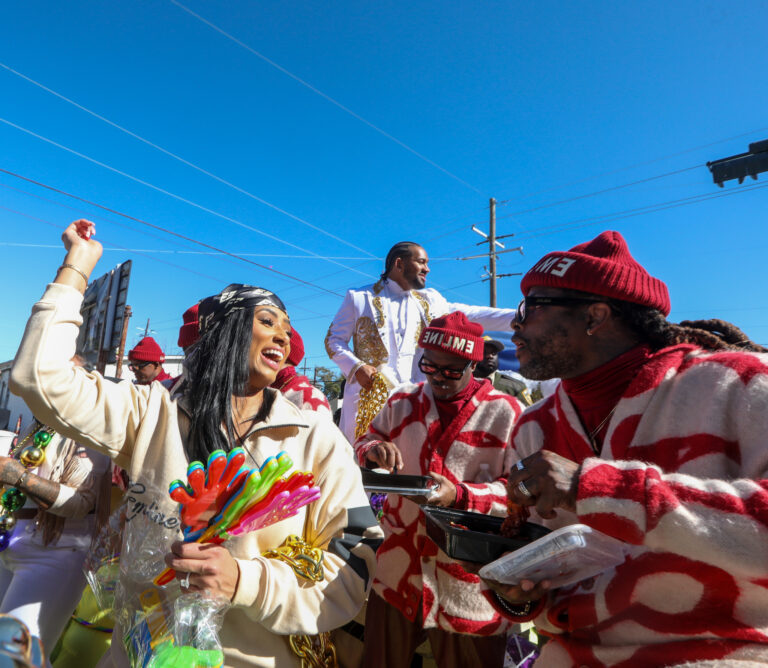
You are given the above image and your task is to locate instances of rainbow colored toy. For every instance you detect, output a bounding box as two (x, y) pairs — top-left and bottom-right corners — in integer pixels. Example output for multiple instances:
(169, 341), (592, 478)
(154, 449), (321, 587)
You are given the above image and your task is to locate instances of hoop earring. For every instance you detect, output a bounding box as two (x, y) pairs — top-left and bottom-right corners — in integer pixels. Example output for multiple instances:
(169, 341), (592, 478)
(586, 328), (594, 336)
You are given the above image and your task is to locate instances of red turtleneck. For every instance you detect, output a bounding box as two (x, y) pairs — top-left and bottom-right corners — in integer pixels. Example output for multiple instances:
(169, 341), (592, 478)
(433, 376), (482, 432)
(561, 344), (652, 446)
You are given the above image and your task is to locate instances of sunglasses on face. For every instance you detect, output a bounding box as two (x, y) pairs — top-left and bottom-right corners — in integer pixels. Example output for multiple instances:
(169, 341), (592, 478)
(128, 361), (153, 371)
(515, 295), (605, 324)
(418, 356), (472, 380)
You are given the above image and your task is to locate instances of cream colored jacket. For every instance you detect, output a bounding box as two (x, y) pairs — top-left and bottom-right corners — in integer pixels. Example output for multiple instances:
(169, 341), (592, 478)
(11, 284), (381, 668)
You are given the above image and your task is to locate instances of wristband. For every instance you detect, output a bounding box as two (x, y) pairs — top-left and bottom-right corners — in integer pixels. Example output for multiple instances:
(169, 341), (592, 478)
(59, 263), (89, 286)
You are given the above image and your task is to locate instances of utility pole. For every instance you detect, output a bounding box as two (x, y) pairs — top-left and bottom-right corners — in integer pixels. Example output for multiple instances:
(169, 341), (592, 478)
(489, 198), (497, 307)
(144, 318), (151, 337)
(462, 198), (523, 306)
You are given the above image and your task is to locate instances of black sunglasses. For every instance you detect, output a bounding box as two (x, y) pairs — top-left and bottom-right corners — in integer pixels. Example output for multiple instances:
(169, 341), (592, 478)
(418, 355), (472, 380)
(128, 360), (153, 370)
(515, 296), (605, 324)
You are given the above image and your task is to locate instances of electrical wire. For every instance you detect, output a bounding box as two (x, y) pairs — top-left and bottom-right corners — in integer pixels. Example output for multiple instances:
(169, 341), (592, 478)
(0, 61), (378, 258)
(0, 165), (347, 297)
(169, 0), (486, 196)
(0, 117), (377, 280)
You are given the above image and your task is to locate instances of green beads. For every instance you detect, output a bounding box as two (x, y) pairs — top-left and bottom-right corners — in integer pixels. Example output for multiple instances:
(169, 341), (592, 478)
(33, 430), (53, 447)
(1, 488), (26, 512)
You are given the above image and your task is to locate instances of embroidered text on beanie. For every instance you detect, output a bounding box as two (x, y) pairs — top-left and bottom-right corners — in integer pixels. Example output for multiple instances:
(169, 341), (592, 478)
(419, 311), (484, 361)
(520, 230), (671, 316)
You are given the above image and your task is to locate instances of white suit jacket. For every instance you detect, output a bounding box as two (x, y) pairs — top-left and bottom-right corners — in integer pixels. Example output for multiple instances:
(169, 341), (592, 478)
(325, 278), (517, 441)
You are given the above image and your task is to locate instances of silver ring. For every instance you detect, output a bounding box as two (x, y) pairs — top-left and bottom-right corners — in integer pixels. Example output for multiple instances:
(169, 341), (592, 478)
(180, 572), (190, 589)
(517, 480), (532, 498)
(515, 460), (525, 472)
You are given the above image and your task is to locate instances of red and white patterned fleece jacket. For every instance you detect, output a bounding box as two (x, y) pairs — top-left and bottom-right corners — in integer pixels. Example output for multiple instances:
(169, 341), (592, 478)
(272, 367), (332, 416)
(511, 344), (768, 667)
(355, 379), (523, 635)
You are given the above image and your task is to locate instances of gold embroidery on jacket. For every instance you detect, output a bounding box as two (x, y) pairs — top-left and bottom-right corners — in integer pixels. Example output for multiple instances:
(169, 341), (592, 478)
(373, 279), (385, 295)
(353, 316), (388, 367)
(324, 326), (335, 359)
(372, 296), (386, 328)
(412, 291), (432, 344)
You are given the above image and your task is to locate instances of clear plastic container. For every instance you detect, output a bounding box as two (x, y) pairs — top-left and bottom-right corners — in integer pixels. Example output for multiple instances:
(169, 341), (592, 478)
(478, 523), (632, 589)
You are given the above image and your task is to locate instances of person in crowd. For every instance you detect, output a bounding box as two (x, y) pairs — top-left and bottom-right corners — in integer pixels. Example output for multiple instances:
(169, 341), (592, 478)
(10, 219), (382, 667)
(270, 328), (332, 416)
(474, 336), (534, 406)
(127, 336), (172, 385)
(0, 355), (111, 663)
(487, 230), (768, 666)
(177, 303), (199, 353)
(355, 312), (523, 668)
(326, 241), (517, 442)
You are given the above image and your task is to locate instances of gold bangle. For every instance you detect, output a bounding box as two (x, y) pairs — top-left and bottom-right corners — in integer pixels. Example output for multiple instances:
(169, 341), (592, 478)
(15, 469), (30, 489)
(59, 263), (89, 286)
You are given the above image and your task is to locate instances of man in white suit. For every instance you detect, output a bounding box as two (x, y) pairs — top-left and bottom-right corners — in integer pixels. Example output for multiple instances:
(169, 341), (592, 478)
(325, 241), (517, 442)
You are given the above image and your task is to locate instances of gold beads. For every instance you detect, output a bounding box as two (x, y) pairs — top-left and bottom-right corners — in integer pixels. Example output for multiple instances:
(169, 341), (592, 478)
(0, 511), (17, 533)
(19, 445), (46, 468)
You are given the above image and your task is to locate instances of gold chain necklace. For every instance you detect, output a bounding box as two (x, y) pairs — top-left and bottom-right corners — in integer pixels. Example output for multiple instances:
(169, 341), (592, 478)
(587, 405), (618, 455)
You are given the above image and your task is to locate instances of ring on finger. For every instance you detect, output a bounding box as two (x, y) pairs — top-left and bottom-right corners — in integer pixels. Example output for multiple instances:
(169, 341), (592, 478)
(517, 479), (533, 499)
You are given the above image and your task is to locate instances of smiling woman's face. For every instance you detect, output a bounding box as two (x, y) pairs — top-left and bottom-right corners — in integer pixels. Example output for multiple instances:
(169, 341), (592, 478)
(247, 306), (292, 391)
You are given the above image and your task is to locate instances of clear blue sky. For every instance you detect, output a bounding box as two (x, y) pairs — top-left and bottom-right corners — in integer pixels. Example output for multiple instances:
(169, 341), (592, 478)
(2, 1), (768, 369)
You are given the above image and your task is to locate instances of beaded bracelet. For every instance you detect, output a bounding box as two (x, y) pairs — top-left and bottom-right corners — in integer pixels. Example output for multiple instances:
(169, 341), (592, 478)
(492, 591), (534, 618)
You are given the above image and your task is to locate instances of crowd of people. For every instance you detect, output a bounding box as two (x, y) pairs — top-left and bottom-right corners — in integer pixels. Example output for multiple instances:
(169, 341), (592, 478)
(2, 218), (767, 667)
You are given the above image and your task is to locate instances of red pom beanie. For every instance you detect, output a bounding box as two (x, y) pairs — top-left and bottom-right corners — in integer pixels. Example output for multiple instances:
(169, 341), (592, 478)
(287, 329), (305, 367)
(520, 230), (671, 316)
(177, 304), (200, 349)
(419, 312), (484, 361)
(129, 337), (165, 363)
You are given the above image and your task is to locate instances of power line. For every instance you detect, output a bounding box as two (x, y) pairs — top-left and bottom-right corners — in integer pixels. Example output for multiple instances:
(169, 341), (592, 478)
(512, 180), (768, 241)
(0, 117), (377, 280)
(496, 165), (701, 218)
(168, 0), (485, 196)
(0, 61), (377, 258)
(0, 166), (346, 297)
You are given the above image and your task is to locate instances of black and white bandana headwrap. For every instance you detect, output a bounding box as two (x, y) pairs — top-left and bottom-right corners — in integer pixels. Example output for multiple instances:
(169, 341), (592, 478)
(198, 284), (287, 336)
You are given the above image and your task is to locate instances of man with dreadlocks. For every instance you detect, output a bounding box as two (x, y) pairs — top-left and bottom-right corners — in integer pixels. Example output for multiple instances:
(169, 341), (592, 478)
(326, 241), (517, 442)
(483, 230), (768, 666)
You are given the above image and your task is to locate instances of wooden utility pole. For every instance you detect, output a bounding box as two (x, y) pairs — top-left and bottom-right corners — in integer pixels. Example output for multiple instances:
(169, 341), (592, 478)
(115, 305), (133, 379)
(489, 198), (497, 307)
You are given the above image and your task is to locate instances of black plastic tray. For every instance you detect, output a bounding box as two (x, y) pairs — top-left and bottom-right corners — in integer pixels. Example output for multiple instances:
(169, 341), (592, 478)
(422, 506), (551, 563)
(361, 468), (437, 496)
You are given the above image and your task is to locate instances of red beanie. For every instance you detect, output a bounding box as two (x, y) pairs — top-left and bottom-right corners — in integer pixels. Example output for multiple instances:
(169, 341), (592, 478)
(287, 329), (304, 366)
(419, 312), (484, 361)
(129, 337), (165, 363)
(520, 230), (671, 316)
(178, 304), (200, 349)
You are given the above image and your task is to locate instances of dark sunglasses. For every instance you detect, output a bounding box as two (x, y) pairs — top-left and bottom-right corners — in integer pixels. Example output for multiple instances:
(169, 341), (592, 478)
(515, 296), (605, 324)
(418, 355), (472, 380)
(128, 360), (153, 370)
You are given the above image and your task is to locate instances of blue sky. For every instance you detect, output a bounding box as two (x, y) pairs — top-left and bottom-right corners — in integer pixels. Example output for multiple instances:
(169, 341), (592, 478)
(2, 1), (768, 369)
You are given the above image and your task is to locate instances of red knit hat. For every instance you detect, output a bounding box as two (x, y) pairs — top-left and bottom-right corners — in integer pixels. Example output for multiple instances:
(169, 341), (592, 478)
(419, 312), (484, 361)
(129, 337), (165, 363)
(520, 231), (671, 316)
(177, 304), (200, 349)
(287, 328), (304, 366)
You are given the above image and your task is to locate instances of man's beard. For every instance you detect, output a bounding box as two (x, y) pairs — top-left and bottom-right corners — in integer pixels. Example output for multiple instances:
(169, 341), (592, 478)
(515, 326), (582, 380)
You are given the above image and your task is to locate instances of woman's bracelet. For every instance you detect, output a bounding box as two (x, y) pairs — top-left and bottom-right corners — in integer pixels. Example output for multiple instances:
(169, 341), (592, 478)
(492, 591), (534, 618)
(58, 263), (89, 286)
(14, 469), (30, 489)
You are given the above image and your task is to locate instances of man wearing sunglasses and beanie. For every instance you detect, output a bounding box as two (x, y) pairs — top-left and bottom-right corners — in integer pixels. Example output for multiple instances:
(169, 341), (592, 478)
(487, 230), (768, 666)
(354, 311), (524, 668)
(127, 336), (172, 385)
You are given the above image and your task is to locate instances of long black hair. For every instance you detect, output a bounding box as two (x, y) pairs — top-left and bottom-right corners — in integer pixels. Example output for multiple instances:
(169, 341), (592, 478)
(183, 304), (255, 462)
(380, 241), (420, 281)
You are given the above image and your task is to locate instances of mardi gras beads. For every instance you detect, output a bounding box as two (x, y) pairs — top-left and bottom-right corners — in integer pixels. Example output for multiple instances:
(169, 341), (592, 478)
(0, 424), (56, 551)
